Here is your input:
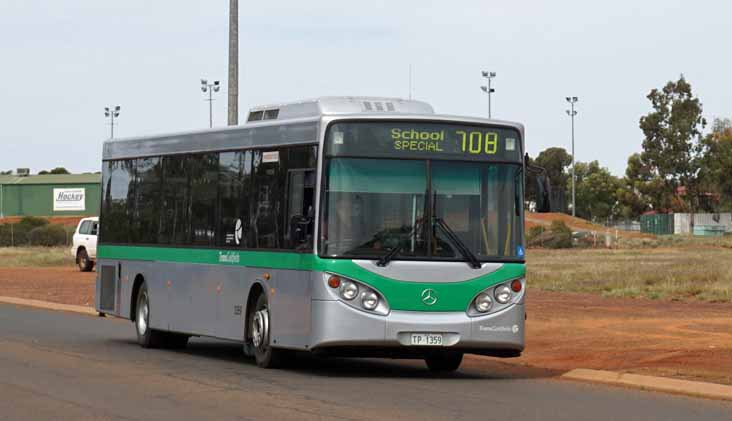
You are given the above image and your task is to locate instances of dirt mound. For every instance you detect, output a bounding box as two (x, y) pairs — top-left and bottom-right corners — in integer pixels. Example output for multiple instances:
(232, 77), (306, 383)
(526, 212), (652, 239)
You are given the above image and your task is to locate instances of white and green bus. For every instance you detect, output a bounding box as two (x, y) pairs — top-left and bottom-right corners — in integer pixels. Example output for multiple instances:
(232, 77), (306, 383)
(96, 97), (526, 371)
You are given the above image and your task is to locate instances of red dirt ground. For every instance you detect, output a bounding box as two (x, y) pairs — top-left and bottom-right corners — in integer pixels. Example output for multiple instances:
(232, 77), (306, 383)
(0, 216), (85, 227)
(1, 266), (730, 385)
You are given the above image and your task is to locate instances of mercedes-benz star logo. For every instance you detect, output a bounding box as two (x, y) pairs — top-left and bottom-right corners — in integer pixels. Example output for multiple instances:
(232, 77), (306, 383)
(421, 289), (438, 306)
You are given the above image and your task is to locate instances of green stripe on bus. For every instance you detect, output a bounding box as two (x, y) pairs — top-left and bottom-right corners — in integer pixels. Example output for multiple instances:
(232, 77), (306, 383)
(97, 245), (525, 312)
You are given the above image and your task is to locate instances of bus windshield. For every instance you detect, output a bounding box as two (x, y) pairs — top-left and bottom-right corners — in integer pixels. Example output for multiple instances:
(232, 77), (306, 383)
(319, 158), (524, 262)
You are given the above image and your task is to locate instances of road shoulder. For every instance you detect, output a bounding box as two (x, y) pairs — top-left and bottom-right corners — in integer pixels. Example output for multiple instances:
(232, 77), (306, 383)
(562, 368), (732, 402)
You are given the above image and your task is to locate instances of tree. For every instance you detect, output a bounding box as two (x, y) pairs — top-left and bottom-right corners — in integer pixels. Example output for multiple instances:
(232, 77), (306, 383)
(617, 153), (667, 218)
(0, 170), (11, 175)
(534, 147), (572, 191)
(571, 161), (622, 221)
(639, 75), (706, 213)
(699, 118), (732, 211)
(38, 167), (70, 175)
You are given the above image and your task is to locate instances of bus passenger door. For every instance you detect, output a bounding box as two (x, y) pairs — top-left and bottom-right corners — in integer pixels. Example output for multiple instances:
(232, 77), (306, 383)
(269, 169), (316, 348)
(286, 169), (315, 250)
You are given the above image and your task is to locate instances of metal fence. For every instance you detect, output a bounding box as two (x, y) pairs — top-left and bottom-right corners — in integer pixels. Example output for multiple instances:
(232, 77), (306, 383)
(674, 213), (732, 236)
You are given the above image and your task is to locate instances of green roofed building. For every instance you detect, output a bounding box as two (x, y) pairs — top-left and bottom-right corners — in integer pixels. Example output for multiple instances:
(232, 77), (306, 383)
(0, 173), (101, 218)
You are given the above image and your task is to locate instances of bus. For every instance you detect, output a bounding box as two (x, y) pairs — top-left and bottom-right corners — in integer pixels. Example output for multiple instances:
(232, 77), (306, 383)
(96, 96), (526, 372)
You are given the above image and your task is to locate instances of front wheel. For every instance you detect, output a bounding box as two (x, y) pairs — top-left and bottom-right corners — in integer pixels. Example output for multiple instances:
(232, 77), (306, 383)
(77, 249), (93, 272)
(250, 293), (288, 368)
(424, 352), (463, 373)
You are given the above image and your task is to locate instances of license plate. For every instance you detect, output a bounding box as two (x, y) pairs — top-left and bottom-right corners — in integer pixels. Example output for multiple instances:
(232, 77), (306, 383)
(410, 333), (443, 346)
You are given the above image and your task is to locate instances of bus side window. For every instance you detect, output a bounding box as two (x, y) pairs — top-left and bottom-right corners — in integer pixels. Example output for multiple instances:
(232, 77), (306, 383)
(287, 169), (315, 249)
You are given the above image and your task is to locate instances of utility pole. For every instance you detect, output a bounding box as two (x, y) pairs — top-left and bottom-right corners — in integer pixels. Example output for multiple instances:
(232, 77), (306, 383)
(201, 79), (221, 128)
(566, 97), (579, 217)
(228, 0), (239, 126)
(480, 71), (496, 119)
(104, 106), (120, 139)
(408, 64), (412, 100)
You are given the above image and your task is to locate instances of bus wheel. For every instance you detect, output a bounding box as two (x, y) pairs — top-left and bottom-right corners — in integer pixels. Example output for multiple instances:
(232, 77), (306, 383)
(77, 249), (93, 272)
(424, 351), (463, 373)
(135, 283), (165, 348)
(250, 293), (286, 368)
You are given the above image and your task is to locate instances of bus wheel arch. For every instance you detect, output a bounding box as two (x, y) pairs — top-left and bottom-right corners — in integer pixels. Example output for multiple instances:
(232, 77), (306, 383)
(244, 283), (287, 368)
(243, 283), (265, 353)
(130, 274), (146, 322)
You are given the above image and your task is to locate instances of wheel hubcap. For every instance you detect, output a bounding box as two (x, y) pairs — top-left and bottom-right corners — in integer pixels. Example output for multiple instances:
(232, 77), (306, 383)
(251, 308), (269, 349)
(137, 295), (149, 336)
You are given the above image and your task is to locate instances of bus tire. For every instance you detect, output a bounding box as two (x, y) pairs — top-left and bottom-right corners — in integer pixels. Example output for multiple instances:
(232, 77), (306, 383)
(424, 351), (463, 373)
(250, 293), (286, 368)
(135, 282), (165, 348)
(77, 249), (93, 272)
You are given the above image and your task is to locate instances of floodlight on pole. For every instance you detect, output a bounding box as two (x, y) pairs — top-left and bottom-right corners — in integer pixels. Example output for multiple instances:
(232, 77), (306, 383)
(565, 96), (579, 217)
(480, 71), (496, 118)
(104, 105), (121, 139)
(201, 78), (221, 128)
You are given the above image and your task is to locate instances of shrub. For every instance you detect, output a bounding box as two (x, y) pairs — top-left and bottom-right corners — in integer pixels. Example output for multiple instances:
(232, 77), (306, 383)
(526, 226), (545, 242)
(0, 223), (32, 246)
(18, 216), (48, 230)
(545, 220), (573, 249)
(27, 224), (68, 246)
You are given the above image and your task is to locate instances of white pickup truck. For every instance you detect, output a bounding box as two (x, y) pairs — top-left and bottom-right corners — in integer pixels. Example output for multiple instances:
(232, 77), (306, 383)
(71, 217), (98, 272)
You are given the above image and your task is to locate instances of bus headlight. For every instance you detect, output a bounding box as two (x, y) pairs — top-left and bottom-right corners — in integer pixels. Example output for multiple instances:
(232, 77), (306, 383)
(325, 273), (390, 316)
(361, 291), (379, 310)
(494, 285), (512, 304)
(474, 292), (493, 313)
(340, 281), (359, 301)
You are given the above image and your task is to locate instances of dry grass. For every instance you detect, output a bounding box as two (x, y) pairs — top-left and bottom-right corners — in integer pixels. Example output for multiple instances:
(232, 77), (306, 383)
(527, 247), (732, 302)
(0, 247), (74, 267)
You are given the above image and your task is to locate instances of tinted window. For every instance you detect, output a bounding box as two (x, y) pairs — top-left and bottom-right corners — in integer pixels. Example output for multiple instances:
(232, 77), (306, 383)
(189, 154), (219, 246)
(101, 145), (317, 250)
(100, 160), (135, 243)
(251, 151), (280, 248)
(219, 151), (254, 247)
(134, 157), (162, 244)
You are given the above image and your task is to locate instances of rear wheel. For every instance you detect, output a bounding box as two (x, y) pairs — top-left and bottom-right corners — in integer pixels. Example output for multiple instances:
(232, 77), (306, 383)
(77, 249), (93, 272)
(424, 352), (463, 373)
(135, 283), (166, 348)
(250, 293), (288, 368)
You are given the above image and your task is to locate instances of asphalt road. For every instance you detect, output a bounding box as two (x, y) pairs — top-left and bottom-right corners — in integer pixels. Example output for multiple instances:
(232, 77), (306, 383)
(0, 304), (729, 421)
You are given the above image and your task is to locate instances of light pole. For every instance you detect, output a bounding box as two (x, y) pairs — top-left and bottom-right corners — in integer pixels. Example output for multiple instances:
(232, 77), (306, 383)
(201, 79), (220, 128)
(480, 71), (496, 118)
(566, 97), (578, 217)
(228, 0), (239, 126)
(104, 106), (120, 139)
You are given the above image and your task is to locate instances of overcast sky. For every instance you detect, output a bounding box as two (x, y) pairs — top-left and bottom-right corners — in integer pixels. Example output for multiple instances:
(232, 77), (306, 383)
(1, 0), (729, 175)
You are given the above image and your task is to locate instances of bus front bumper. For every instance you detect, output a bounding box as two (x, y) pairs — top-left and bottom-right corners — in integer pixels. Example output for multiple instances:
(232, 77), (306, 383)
(309, 300), (524, 357)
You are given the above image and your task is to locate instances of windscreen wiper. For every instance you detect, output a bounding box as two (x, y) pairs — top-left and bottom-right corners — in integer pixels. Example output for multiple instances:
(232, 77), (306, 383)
(434, 217), (482, 269)
(377, 219), (423, 267)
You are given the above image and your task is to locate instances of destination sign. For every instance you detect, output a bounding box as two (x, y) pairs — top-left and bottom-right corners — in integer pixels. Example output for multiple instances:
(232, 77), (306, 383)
(326, 122), (522, 162)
